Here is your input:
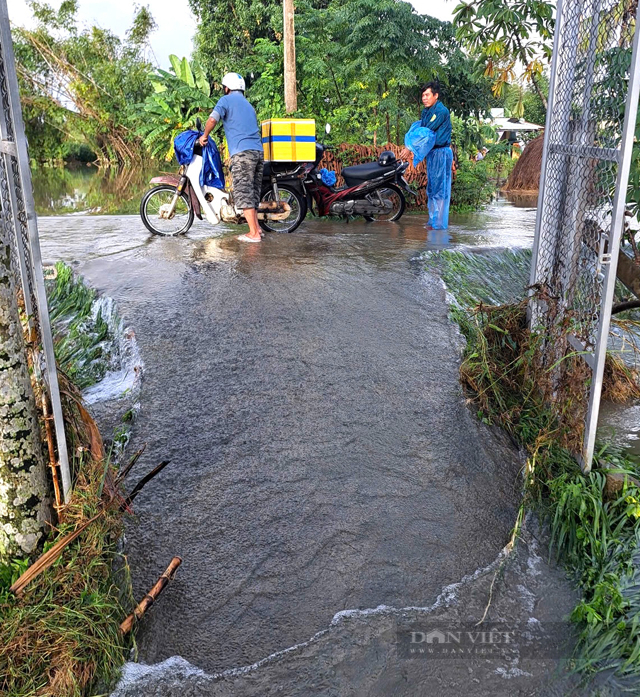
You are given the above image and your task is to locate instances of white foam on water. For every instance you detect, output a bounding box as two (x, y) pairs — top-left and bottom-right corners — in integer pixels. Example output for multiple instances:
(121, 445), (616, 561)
(111, 540), (514, 694)
(82, 296), (143, 405)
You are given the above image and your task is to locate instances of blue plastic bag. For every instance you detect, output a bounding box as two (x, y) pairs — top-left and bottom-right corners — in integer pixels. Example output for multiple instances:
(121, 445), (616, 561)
(404, 121), (436, 165)
(174, 130), (225, 189)
(426, 146), (453, 230)
(319, 168), (337, 186)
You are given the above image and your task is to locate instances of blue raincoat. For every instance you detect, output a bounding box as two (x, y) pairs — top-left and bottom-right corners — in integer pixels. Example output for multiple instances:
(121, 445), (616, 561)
(425, 147), (453, 230)
(402, 104), (453, 230)
(174, 129), (225, 189)
(404, 121), (435, 165)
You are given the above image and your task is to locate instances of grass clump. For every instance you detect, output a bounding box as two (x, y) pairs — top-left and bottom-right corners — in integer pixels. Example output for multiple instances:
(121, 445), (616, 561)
(455, 297), (640, 688)
(424, 248), (640, 686)
(0, 454), (131, 696)
(0, 265), (134, 696)
(48, 262), (115, 390)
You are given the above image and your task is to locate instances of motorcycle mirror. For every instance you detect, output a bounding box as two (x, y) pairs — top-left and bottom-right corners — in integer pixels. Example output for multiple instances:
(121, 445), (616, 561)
(325, 123), (331, 134)
(196, 117), (203, 132)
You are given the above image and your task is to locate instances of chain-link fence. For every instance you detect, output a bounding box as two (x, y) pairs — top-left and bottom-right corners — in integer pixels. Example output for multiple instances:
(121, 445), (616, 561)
(531, 0), (640, 472)
(0, 1), (71, 500)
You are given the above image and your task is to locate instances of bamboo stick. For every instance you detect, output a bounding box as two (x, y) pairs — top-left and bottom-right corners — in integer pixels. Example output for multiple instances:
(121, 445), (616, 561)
(120, 557), (182, 635)
(10, 514), (102, 596)
(41, 391), (62, 511)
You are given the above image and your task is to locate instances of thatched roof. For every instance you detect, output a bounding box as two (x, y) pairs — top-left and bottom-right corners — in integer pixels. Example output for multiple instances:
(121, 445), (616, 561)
(503, 134), (544, 193)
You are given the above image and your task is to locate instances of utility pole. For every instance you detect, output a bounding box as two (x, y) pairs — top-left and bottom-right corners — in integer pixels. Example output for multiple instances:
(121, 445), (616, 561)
(283, 0), (297, 113)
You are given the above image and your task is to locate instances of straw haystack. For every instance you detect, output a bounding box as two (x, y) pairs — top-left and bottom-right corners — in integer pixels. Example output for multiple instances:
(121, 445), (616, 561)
(503, 134), (544, 193)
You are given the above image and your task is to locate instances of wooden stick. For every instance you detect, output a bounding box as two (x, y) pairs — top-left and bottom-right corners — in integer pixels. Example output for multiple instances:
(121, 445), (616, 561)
(41, 392), (62, 511)
(10, 514), (102, 596)
(114, 445), (146, 486)
(120, 557), (182, 635)
(121, 460), (170, 509)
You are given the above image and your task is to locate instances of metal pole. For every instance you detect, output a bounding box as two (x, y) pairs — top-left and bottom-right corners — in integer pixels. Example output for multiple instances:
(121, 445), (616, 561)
(581, 0), (640, 472)
(0, 0), (71, 499)
(529, 0), (565, 302)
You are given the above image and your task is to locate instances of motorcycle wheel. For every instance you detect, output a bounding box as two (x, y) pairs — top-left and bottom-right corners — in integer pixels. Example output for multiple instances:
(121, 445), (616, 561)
(140, 184), (194, 236)
(363, 184), (406, 222)
(258, 184), (307, 233)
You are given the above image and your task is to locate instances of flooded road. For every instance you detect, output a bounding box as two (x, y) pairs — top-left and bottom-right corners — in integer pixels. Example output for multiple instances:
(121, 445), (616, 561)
(38, 203), (580, 695)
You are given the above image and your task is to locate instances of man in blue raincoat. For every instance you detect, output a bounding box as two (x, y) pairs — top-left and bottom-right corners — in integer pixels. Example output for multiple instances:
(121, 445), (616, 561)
(401, 82), (453, 230)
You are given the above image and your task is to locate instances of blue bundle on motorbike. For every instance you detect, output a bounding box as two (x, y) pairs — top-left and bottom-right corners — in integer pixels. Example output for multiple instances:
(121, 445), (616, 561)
(404, 122), (436, 165)
(318, 168), (337, 186)
(174, 130), (225, 189)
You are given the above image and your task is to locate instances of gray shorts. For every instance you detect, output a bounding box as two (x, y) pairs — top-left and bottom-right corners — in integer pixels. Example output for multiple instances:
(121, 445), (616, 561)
(230, 149), (264, 210)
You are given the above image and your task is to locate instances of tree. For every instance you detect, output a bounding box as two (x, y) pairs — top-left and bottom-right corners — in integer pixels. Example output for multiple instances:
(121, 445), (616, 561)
(14, 0), (155, 165)
(244, 0), (495, 145)
(188, 0), (282, 79)
(453, 0), (554, 108)
(0, 215), (50, 563)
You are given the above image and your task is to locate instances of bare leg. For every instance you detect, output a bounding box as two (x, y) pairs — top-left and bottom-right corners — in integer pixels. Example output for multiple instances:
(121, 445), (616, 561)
(243, 208), (261, 240)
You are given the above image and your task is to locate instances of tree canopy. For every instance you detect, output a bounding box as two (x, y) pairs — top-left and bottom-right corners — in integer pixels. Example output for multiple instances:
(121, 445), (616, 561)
(453, 0), (554, 108)
(15, 0), (155, 165)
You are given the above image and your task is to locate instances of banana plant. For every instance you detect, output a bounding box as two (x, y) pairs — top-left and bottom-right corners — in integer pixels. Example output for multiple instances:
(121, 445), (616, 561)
(136, 55), (213, 161)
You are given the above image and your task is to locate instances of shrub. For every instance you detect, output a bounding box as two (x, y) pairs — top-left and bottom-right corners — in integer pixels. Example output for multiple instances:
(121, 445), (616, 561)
(451, 159), (495, 212)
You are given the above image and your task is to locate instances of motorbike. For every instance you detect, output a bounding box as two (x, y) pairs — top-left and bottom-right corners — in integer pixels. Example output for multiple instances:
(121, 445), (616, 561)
(257, 133), (416, 232)
(140, 118), (302, 236)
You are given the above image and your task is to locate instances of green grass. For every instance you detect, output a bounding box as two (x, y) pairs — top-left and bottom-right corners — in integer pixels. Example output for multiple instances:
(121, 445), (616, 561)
(0, 455), (132, 696)
(427, 250), (640, 688)
(47, 262), (115, 390)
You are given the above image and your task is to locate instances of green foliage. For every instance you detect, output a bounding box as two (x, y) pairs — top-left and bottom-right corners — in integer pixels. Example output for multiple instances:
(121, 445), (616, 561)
(451, 113), (497, 159)
(453, 0), (554, 107)
(502, 76), (548, 125)
(188, 0), (282, 78)
(47, 263), (116, 390)
(451, 159), (496, 212)
(14, 1), (155, 165)
(190, 0), (496, 146)
(429, 248), (640, 687)
(0, 454), (131, 696)
(137, 55), (213, 161)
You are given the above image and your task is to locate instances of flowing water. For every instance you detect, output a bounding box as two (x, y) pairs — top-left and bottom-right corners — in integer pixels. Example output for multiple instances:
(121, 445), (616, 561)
(34, 178), (632, 695)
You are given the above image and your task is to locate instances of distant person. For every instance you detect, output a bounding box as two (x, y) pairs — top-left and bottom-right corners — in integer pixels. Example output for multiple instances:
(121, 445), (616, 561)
(199, 73), (264, 242)
(400, 82), (453, 230)
(475, 147), (488, 161)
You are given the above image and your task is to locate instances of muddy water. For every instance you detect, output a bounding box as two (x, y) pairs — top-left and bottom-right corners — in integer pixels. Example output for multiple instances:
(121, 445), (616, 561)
(38, 203), (581, 695)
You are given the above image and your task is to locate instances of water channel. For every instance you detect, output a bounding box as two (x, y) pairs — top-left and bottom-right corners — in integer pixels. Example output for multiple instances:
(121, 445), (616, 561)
(35, 172), (637, 695)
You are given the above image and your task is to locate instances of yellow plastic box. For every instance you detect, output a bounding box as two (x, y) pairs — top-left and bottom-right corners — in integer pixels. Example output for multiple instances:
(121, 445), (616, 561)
(261, 119), (316, 162)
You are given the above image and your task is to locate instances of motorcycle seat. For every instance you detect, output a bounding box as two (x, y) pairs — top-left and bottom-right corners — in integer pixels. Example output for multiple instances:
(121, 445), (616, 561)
(341, 161), (396, 187)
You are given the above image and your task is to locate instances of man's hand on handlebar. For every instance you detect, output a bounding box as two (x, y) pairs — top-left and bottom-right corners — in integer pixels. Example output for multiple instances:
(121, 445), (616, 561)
(198, 135), (208, 147)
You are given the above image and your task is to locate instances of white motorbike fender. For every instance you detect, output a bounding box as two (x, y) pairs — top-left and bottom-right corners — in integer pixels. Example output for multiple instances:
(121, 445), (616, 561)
(185, 155), (229, 225)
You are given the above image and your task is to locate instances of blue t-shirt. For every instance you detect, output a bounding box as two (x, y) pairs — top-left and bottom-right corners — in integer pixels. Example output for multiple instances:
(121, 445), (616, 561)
(420, 101), (452, 147)
(211, 91), (263, 157)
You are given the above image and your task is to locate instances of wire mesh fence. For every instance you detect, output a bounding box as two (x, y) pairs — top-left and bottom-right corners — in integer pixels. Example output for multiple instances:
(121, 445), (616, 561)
(0, 1), (71, 500)
(530, 0), (640, 471)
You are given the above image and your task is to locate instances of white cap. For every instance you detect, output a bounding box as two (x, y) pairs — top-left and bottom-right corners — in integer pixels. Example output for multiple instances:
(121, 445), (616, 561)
(221, 72), (245, 91)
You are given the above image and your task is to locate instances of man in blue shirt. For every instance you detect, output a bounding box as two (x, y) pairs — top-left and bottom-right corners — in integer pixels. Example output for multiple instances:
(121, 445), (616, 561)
(199, 72), (264, 242)
(401, 82), (453, 230)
